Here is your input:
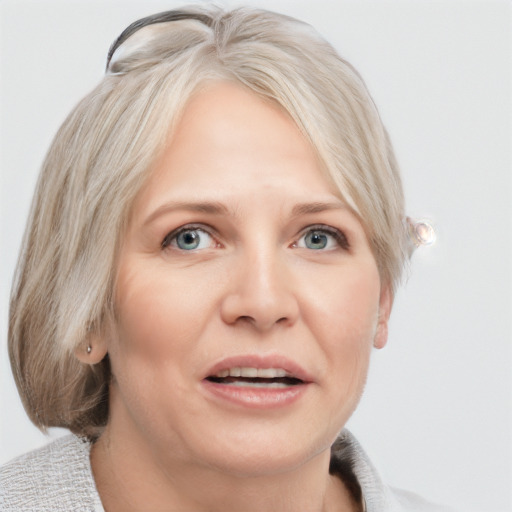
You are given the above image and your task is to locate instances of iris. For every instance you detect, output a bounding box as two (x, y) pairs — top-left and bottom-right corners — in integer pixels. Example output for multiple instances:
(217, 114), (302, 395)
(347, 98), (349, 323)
(304, 231), (329, 250)
(176, 229), (202, 250)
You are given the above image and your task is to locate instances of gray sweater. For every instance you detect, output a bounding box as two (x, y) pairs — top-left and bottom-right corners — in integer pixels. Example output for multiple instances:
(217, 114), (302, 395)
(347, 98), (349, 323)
(0, 430), (450, 511)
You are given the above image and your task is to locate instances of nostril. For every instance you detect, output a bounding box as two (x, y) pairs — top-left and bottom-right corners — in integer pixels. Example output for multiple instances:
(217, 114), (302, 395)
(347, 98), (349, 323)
(233, 314), (290, 329)
(220, 286), (299, 330)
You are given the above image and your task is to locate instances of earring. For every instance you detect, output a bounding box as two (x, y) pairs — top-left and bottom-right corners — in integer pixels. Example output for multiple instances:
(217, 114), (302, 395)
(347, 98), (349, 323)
(86, 345), (92, 354)
(407, 217), (436, 247)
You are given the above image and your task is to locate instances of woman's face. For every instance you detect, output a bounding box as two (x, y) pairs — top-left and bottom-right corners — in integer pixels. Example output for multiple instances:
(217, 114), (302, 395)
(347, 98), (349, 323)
(106, 81), (391, 476)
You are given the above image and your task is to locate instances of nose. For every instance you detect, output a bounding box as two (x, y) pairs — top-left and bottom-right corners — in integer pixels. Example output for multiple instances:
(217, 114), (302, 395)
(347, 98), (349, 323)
(220, 249), (300, 331)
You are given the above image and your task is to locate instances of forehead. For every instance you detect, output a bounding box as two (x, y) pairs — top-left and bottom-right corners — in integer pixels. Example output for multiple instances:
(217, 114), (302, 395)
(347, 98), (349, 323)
(131, 81), (343, 218)
(167, 81), (315, 165)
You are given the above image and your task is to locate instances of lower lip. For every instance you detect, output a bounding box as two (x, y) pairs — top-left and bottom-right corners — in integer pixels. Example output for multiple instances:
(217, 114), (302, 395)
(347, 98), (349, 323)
(201, 380), (309, 409)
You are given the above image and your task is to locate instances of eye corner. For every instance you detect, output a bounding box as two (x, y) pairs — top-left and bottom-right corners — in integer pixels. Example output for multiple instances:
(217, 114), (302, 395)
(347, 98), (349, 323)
(161, 232), (173, 250)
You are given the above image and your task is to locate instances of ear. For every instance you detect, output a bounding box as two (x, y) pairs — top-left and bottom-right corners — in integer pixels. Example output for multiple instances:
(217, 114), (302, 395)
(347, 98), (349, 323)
(374, 284), (393, 350)
(74, 332), (108, 365)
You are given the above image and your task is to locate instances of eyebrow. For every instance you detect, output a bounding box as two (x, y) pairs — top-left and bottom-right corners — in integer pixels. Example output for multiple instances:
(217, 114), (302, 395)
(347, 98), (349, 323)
(144, 201), (230, 225)
(144, 199), (346, 226)
(290, 201), (347, 216)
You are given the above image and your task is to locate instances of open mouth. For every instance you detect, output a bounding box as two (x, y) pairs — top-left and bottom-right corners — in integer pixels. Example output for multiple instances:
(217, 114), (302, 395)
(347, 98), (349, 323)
(205, 367), (304, 388)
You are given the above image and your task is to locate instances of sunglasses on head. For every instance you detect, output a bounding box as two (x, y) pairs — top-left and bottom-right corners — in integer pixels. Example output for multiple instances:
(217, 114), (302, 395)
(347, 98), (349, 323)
(106, 9), (214, 72)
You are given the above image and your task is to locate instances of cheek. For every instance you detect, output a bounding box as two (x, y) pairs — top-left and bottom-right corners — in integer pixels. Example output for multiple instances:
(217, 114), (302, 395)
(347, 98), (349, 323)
(106, 261), (218, 433)
(303, 260), (381, 344)
(111, 260), (217, 371)
(300, 260), (381, 393)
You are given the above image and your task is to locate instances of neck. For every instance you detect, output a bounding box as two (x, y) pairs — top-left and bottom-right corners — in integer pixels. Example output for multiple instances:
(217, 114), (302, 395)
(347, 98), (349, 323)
(91, 423), (357, 512)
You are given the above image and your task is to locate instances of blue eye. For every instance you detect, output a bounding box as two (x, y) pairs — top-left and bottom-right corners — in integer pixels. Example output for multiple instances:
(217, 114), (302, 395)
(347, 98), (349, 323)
(304, 230), (331, 250)
(296, 228), (348, 251)
(163, 227), (214, 251)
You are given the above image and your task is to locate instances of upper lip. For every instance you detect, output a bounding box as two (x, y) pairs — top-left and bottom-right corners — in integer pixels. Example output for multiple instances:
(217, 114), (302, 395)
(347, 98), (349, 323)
(204, 354), (314, 383)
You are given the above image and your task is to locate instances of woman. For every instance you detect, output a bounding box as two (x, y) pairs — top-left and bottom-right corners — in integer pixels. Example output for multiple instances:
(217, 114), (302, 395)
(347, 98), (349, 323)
(1, 6), (445, 511)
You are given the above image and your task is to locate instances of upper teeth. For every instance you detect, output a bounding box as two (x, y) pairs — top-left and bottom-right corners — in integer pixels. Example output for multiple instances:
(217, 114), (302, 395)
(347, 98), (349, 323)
(215, 367), (288, 378)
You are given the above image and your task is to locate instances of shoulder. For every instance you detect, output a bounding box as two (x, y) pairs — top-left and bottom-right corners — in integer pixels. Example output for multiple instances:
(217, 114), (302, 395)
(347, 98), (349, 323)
(331, 430), (455, 512)
(388, 487), (455, 512)
(0, 434), (103, 512)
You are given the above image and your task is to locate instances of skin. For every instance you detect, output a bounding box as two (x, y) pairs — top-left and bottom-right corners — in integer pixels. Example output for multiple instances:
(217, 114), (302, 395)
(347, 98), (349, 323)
(82, 81), (392, 512)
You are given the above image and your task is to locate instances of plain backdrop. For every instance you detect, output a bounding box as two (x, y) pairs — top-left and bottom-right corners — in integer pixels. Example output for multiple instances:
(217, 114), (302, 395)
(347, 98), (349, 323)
(1, 1), (510, 511)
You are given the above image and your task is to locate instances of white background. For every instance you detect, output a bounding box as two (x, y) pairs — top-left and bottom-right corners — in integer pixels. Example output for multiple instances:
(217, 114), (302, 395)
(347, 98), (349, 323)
(1, 1), (510, 511)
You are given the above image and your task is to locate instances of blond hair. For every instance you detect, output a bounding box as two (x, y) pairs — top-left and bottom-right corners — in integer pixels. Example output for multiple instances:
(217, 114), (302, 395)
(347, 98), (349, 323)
(9, 6), (408, 439)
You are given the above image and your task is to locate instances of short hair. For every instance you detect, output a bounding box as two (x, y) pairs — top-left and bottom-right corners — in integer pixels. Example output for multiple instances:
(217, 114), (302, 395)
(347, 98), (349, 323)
(9, 6), (409, 439)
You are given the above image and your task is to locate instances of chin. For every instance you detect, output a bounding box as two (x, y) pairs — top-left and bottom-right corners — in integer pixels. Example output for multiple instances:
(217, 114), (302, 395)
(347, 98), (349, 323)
(189, 421), (337, 478)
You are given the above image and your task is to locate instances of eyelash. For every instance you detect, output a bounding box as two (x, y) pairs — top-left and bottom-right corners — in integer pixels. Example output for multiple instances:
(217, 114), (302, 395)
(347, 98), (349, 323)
(161, 224), (349, 251)
(294, 225), (350, 251)
(161, 224), (217, 251)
